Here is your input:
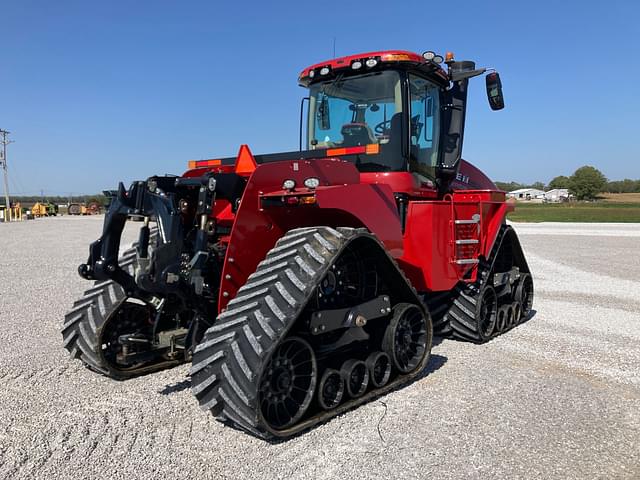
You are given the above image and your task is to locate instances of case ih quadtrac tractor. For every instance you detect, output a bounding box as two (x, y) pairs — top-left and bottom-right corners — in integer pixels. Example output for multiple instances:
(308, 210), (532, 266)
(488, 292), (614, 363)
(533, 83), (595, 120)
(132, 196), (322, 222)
(63, 50), (533, 439)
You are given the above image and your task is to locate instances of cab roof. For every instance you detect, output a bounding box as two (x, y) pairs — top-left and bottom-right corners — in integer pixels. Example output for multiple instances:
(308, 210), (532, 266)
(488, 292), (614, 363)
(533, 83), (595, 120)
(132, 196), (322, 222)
(298, 50), (449, 86)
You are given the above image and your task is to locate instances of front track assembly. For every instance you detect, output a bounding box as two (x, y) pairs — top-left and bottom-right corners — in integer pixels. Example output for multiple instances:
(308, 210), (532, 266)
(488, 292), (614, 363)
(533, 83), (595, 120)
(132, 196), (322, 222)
(431, 224), (534, 343)
(61, 234), (189, 379)
(191, 227), (433, 439)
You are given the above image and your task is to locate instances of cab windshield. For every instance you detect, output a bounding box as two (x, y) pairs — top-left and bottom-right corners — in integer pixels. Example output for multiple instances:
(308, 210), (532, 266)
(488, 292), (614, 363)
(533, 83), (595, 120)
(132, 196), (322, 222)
(307, 70), (404, 172)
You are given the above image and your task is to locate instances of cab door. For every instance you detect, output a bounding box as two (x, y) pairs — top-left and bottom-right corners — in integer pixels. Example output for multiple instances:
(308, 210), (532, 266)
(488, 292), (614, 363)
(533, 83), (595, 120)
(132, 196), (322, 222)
(407, 74), (441, 192)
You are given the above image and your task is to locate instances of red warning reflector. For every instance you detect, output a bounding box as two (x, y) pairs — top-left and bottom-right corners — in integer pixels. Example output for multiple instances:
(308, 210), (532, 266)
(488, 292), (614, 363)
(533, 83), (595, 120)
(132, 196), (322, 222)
(235, 144), (257, 175)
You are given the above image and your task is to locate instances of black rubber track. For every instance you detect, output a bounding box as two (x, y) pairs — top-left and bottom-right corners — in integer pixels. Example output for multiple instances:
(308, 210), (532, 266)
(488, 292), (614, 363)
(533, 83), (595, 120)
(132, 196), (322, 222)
(442, 224), (533, 343)
(61, 232), (182, 379)
(190, 226), (432, 439)
(426, 291), (453, 337)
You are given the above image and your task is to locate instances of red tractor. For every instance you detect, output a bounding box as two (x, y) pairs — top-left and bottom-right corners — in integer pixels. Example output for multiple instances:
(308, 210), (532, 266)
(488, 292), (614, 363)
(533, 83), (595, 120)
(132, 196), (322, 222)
(63, 49), (533, 439)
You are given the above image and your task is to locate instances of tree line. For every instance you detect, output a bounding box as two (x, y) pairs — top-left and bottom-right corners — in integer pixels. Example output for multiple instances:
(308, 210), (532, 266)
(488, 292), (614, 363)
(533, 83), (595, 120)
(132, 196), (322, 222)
(7, 194), (109, 206)
(496, 165), (639, 200)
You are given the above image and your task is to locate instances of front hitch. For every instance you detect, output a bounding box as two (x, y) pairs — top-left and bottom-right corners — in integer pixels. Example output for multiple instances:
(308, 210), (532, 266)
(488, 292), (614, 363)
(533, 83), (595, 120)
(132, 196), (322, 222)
(79, 171), (244, 299)
(78, 177), (190, 296)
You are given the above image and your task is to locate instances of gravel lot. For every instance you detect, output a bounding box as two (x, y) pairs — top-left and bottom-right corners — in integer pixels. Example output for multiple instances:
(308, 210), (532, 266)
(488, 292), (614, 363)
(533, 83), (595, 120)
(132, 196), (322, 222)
(0, 217), (639, 479)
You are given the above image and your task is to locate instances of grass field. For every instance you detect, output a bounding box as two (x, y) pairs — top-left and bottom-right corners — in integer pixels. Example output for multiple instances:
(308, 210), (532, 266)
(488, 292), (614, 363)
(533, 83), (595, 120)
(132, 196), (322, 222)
(508, 201), (640, 222)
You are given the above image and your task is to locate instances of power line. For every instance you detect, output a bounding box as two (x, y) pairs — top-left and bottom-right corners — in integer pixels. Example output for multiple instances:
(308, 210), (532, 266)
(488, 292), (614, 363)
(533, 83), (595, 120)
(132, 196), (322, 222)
(0, 129), (13, 221)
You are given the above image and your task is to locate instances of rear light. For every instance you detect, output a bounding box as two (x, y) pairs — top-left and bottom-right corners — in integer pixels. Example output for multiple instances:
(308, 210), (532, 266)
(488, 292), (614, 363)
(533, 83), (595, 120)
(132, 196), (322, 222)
(299, 195), (316, 205)
(261, 194), (317, 208)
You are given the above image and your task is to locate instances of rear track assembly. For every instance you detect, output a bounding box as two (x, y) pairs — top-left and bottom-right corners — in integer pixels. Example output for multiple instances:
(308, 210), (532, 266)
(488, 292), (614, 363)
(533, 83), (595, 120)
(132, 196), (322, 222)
(191, 226), (433, 439)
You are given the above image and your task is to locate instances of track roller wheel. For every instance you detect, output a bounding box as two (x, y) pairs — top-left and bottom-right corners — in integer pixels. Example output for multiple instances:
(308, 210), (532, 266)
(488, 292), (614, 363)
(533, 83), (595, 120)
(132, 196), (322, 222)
(366, 351), (391, 388)
(383, 303), (429, 373)
(341, 359), (369, 398)
(515, 273), (534, 320)
(258, 337), (317, 430)
(496, 306), (507, 333)
(511, 302), (522, 326)
(317, 369), (344, 410)
(504, 304), (515, 330)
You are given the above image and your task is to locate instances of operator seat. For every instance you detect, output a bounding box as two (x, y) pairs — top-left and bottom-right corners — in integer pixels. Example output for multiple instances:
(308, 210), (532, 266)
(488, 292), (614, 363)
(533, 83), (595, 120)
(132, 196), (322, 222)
(384, 113), (406, 171)
(340, 123), (378, 147)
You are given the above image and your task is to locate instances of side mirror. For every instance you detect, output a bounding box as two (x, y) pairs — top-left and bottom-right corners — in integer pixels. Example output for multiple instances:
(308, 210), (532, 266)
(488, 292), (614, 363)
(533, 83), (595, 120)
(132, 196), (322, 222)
(485, 72), (505, 111)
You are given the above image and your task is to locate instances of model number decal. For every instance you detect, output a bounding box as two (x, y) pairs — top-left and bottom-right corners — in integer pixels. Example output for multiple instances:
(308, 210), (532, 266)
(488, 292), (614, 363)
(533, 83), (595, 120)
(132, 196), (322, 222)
(456, 172), (470, 184)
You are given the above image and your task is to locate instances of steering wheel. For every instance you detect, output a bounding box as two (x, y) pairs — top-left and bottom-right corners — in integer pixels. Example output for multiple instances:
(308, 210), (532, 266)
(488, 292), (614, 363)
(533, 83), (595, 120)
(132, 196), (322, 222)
(374, 119), (392, 135)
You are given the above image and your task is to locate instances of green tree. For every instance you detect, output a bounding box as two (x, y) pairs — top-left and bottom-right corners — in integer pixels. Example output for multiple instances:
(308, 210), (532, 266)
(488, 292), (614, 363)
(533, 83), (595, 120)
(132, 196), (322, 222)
(569, 166), (607, 200)
(494, 181), (525, 192)
(530, 181), (545, 190)
(548, 175), (570, 189)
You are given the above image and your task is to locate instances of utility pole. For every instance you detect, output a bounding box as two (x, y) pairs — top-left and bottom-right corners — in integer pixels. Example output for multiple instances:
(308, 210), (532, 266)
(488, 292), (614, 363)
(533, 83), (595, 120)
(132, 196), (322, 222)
(0, 129), (12, 222)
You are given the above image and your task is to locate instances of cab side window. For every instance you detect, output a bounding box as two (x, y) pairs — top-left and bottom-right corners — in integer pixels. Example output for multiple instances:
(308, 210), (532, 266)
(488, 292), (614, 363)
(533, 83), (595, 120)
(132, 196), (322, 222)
(408, 75), (440, 181)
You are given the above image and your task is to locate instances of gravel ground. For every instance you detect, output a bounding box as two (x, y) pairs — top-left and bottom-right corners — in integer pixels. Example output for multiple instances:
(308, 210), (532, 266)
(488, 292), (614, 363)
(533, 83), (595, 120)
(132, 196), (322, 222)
(0, 217), (639, 479)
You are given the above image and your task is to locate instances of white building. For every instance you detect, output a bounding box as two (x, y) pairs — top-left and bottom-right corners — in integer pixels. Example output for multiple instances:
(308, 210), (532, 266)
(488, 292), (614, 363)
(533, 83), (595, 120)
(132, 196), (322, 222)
(507, 188), (545, 200)
(544, 188), (570, 202)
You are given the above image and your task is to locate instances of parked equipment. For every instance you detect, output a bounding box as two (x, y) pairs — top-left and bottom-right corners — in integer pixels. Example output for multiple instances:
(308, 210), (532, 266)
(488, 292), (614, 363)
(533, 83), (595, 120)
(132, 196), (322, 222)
(68, 203), (86, 215)
(31, 202), (58, 217)
(63, 49), (533, 439)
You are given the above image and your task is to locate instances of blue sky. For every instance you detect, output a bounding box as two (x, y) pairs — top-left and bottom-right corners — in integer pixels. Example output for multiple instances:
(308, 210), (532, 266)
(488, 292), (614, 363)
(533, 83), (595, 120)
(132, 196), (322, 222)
(2, 0), (638, 195)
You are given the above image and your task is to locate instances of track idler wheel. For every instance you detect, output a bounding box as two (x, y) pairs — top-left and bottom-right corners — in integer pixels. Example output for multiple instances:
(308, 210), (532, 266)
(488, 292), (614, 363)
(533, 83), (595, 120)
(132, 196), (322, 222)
(515, 273), (534, 320)
(478, 286), (498, 340)
(317, 369), (344, 410)
(259, 337), (317, 430)
(383, 303), (429, 373)
(341, 359), (369, 398)
(366, 351), (391, 388)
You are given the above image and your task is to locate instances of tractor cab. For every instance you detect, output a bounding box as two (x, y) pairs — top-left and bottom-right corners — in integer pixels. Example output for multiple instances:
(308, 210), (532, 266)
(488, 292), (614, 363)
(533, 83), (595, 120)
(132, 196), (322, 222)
(299, 50), (504, 195)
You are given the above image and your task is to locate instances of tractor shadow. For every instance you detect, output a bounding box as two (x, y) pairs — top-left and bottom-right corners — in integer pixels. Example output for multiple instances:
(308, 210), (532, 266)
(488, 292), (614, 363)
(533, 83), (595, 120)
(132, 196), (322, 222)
(521, 309), (538, 325)
(156, 353), (448, 442)
(260, 353), (448, 444)
(158, 379), (191, 395)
